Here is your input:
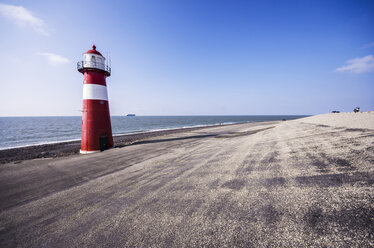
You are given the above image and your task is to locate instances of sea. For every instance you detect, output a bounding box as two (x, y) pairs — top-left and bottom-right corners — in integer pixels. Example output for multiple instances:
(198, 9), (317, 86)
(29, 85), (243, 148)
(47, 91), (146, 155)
(0, 115), (308, 150)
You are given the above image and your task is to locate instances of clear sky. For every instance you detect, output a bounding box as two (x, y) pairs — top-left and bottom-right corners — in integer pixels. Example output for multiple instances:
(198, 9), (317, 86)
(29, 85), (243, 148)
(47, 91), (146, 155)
(0, 0), (373, 116)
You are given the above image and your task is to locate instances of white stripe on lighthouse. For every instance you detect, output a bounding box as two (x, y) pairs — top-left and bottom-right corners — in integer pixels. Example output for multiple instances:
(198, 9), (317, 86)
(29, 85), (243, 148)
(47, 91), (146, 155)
(83, 84), (108, 101)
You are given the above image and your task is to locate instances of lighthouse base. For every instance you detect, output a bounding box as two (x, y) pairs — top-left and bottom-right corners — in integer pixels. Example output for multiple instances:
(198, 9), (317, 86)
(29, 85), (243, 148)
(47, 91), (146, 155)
(80, 149), (101, 154)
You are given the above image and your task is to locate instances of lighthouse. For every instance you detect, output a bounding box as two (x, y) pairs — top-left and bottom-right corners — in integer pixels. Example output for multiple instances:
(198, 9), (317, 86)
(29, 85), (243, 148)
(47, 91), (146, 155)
(77, 45), (113, 154)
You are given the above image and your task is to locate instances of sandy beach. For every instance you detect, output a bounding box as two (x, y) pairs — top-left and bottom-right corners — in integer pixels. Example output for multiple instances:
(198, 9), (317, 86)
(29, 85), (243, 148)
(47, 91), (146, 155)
(0, 112), (373, 247)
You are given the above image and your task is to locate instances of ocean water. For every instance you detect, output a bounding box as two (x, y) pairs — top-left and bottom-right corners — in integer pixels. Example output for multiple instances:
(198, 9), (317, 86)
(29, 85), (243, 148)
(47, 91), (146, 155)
(0, 115), (308, 150)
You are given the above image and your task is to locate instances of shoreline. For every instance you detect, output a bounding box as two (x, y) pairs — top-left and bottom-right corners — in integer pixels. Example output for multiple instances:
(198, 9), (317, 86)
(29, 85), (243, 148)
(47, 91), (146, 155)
(0, 122), (237, 151)
(0, 121), (273, 164)
(1, 111), (372, 165)
(0, 115), (309, 151)
(0, 119), (274, 152)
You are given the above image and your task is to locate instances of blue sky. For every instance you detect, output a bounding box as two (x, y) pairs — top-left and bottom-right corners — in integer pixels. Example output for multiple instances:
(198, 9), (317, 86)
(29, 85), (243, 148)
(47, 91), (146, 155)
(0, 0), (373, 116)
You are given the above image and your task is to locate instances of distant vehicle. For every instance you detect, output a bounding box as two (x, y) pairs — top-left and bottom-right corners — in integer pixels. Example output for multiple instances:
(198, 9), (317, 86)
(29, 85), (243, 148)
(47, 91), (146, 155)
(331, 111), (340, 113)
(353, 107), (360, 113)
(126, 114), (136, 116)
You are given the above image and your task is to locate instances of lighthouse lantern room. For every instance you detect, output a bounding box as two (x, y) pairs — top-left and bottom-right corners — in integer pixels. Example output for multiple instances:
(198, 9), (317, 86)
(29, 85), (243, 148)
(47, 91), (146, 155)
(77, 45), (113, 154)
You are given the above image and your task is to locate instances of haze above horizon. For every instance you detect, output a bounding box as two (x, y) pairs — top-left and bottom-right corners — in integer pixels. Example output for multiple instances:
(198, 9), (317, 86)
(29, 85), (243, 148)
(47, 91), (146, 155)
(0, 0), (373, 116)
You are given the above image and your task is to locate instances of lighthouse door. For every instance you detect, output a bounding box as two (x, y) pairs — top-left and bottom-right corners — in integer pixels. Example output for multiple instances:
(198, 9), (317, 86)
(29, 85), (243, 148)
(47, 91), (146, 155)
(99, 134), (108, 151)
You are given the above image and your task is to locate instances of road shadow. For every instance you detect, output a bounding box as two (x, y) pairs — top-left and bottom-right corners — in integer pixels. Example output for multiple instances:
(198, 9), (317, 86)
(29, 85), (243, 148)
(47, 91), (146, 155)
(295, 171), (374, 187)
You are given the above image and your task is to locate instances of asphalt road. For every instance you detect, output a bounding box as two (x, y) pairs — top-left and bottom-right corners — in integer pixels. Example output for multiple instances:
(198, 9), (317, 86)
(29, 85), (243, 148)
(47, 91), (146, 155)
(0, 121), (373, 247)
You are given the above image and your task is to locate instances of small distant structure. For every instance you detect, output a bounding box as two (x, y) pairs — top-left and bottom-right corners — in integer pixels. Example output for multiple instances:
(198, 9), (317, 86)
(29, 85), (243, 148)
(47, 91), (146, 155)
(126, 114), (136, 116)
(354, 107), (360, 113)
(331, 111), (340, 113)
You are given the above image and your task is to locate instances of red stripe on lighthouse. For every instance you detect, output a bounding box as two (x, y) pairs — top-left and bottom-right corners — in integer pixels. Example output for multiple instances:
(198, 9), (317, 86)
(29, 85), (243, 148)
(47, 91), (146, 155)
(84, 70), (107, 86)
(81, 99), (113, 152)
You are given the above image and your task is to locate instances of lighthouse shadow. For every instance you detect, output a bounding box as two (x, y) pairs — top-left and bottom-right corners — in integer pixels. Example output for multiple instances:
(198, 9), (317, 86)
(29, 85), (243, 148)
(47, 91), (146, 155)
(129, 134), (218, 146)
(115, 127), (273, 148)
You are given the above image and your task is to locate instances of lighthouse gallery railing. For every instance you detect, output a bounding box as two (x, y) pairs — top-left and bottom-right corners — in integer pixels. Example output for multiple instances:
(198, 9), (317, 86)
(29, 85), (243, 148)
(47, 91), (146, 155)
(77, 61), (111, 75)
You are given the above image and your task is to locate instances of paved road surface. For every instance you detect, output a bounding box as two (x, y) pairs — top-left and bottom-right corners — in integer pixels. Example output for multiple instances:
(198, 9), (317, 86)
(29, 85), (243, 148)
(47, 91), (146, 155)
(0, 121), (373, 247)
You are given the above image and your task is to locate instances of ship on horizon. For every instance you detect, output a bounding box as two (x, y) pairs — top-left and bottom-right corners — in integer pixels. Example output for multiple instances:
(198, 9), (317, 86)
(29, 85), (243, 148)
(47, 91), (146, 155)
(126, 114), (136, 116)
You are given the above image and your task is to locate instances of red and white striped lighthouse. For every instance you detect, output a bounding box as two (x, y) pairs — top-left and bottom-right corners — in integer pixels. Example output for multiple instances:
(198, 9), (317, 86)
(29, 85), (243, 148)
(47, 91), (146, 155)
(77, 45), (113, 154)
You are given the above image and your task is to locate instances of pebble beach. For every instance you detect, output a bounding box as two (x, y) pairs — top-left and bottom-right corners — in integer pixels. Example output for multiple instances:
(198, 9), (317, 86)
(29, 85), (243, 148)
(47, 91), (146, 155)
(0, 112), (373, 247)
